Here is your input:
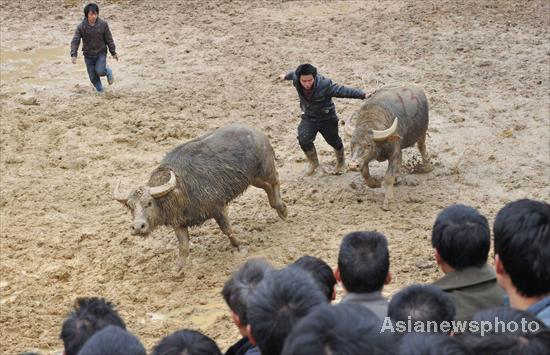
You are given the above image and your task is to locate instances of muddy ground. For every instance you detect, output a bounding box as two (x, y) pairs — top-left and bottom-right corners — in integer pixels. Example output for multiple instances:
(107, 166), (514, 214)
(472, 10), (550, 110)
(1, 0), (548, 353)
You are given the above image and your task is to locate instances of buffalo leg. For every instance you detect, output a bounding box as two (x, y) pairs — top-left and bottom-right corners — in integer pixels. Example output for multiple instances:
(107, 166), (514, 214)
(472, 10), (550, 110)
(360, 163), (381, 188)
(382, 155), (400, 211)
(417, 133), (433, 172)
(395, 151), (403, 185)
(252, 178), (288, 220)
(174, 226), (190, 270)
(214, 207), (241, 248)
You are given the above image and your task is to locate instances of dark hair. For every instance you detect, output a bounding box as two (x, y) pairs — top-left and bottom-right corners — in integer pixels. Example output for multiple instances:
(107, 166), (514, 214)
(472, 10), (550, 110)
(337, 231), (390, 293)
(458, 307), (549, 354)
(221, 259), (273, 326)
(431, 204), (490, 270)
(60, 297), (126, 355)
(295, 63), (317, 78)
(469, 307), (547, 336)
(493, 199), (550, 297)
(84, 3), (99, 17)
(282, 303), (393, 355)
(77, 325), (146, 355)
(152, 329), (222, 355)
(247, 267), (327, 355)
(388, 284), (455, 333)
(290, 255), (336, 301)
(398, 333), (472, 355)
(462, 330), (550, 355)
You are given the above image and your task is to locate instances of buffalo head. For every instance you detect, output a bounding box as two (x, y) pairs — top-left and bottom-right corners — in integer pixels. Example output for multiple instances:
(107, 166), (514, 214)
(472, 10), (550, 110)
(113, 171), (177, 235)
(347, 117), (400, 171)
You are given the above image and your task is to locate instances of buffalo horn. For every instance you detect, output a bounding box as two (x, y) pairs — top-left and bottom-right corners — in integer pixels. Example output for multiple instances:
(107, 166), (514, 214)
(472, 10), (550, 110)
(150, 171), (177, 198)
(112, 180), (129, 202)
(372, 117), (399, 141)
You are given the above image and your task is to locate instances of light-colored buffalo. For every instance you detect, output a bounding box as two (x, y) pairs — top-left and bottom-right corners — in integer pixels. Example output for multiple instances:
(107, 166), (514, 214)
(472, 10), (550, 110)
(113, 124), (287, 269)
(344, 84), (433, 210)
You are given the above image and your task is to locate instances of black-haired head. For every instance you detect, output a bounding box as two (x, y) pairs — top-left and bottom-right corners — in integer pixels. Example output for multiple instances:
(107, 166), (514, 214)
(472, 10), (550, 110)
(84, 3), (99, 17)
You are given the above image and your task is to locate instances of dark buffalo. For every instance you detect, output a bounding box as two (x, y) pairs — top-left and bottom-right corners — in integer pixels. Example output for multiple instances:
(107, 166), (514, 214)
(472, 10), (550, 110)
(344, 84), (433, 210)
(113, 124), (288, 268)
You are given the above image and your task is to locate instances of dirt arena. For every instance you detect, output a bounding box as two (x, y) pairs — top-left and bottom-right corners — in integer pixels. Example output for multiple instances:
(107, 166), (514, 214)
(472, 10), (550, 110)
(1, 0), (548, 353)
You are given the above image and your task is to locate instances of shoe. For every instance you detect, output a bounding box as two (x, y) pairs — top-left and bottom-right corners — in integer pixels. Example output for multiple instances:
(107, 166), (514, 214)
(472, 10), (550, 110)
(93, 80), (104, 92)
(303, 147), (320, 176)
(334, 147), (345, 175)
(106, 68), (114, 85)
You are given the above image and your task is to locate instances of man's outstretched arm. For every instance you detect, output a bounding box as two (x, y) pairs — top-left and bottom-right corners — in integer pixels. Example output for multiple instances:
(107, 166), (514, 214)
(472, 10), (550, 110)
(278, 70), (295, 81)
(328, 81), (366, 99)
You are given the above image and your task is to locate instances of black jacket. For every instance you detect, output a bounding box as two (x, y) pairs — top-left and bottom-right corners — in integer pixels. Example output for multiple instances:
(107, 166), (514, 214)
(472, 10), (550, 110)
(284, 71), (365, 121)
(71, 18), (116, 58)
(224, 337), (253, 355)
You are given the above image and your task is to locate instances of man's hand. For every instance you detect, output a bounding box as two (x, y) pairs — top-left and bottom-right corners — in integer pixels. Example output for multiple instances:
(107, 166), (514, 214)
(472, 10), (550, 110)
(364, 90), (377, 99)
(71, 57), (77, 64)
(113, 54), (119, 61)
(278, 73), (286, 80)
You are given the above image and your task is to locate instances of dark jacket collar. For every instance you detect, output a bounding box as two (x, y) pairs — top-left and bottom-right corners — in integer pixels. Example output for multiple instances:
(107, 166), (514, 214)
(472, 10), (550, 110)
(433, 264), (497, 291)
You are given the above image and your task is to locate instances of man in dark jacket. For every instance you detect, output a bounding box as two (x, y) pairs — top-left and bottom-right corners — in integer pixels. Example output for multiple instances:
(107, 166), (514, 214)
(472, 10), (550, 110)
(70, 3), (118, 92)
(279, 64), (368, 175)
(431, 204), (505, 321)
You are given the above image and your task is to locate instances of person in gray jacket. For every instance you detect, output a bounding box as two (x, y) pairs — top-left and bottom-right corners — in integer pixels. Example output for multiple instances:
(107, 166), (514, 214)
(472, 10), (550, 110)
(70, 3), (118, 92)
(278, 64), (369, 175)
(336, 231), (392, 319)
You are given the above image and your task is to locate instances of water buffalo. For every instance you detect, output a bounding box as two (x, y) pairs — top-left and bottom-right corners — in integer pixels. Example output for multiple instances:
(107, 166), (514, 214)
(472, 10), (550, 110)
(344, 84), (433, 210)
(113, 124), (288, 268)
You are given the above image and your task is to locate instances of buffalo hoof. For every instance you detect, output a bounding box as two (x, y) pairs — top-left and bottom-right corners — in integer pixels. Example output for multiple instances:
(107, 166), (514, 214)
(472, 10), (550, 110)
(174, 259), (187, 275)
(417, 163), (434, 173)
(333, 167), (345, 175)
(277, 205), (288, 220)
(233, 245), (249, 255)
(366, 178), (382, 189)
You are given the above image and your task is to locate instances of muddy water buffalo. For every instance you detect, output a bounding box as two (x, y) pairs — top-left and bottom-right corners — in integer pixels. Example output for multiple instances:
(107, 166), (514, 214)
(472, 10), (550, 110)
(344, 84), (433, 210)
(113, 124), (288, 268)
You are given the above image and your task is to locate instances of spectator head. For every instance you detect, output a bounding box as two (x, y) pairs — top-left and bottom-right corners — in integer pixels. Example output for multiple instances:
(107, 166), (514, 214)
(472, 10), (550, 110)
(397, 333), (472, 355)
(247, 267), (327, 355)
(467, 332), (550, 355)
(60, 297), (126, 355)
(431, 204), (491, 271)
(336, 231), (391, 293)
(457, 307), (548, 353)
(221, 259), (273, 335)
(83, 3), (99, 17)
(151, 329), (221, 355)
(493, 199), (550, 298)
(388, 285), (455, 334)
(77, 325), (146, 355)
(290, 255), (336, 301)
(470, 307), (547, 336)
(282, 303), (393, 355)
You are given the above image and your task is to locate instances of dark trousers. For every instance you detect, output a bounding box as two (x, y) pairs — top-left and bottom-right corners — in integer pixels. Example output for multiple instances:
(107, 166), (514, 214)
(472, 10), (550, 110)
(84, 52), (107, 89)
(297, 117), (343, 152)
